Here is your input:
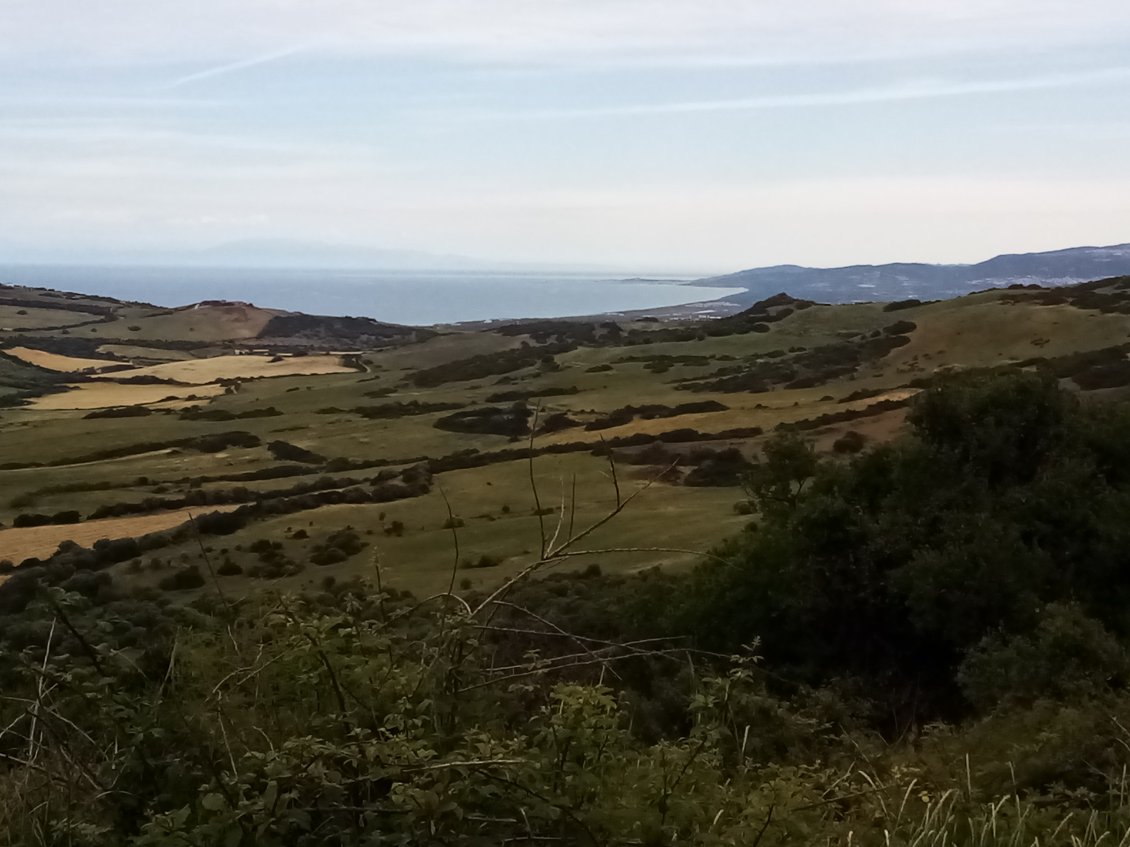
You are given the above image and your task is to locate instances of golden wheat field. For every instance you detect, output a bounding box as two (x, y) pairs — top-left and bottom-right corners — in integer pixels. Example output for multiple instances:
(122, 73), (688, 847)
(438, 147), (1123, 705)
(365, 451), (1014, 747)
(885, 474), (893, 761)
(0, 505), (239, 565)
(89, 354), (355, 384)
(27, 382), (227, 410)
(5, 346), (127, 373)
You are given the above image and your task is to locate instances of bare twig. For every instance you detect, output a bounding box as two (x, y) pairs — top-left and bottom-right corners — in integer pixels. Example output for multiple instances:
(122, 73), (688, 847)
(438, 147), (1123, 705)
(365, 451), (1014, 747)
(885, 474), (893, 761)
(751, 804), (775, 847)
(545, 459), (680, 559)
(528, 403), (548, 558)
(41, 592), (103, 676)
(476, 600), (626, 681)
(457, 648), (685, 693)
(546, 474), (569, 554)
(27, 617), (55, 762)
(544, 546), (727, 566)
(470, 459), (685, 617)
(438, 484), (462, 600)
(602, 438), (622, 508)
(187, 511), (229, 609)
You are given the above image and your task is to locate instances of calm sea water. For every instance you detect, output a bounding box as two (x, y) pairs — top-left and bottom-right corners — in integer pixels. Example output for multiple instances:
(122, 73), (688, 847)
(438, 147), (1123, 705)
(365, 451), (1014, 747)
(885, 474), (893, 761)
(0, 265), (743, 326)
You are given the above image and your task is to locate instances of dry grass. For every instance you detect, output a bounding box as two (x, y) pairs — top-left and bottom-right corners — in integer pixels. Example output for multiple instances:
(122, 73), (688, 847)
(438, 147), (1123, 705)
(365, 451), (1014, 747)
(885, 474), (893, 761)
(0, 505), (238, 565)
(882, 300), (1130, 373)
(91, 354), (354, 384)
(27, 382), (226, 410)
(97, 344), (195, 362)
(94, 303), (282, 341)
(0, 306), (94, 330)
(4, 346), (125, 373)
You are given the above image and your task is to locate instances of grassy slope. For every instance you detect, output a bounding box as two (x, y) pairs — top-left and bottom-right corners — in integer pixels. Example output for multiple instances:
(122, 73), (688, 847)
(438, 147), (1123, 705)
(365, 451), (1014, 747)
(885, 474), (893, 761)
(2, 282), (1129, 597)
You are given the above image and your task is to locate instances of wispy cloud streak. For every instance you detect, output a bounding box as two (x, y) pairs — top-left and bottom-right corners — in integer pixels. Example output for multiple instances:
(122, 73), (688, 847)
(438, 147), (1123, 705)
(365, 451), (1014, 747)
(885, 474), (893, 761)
(163, 44), (313, 89)
(470, 66), (1130, 120)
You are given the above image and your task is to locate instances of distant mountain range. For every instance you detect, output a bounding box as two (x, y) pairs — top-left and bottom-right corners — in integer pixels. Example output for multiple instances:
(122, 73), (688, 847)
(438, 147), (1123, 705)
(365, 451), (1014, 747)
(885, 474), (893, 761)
(701, 243), (1130, 306)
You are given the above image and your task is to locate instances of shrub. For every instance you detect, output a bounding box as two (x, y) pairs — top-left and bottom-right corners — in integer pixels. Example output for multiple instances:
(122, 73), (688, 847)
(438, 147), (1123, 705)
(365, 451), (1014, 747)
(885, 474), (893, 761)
(216, 559), (243, 576)
(883, 298), (922, 311)
(435, 404), (532, 437)
(832, 430), (867, 453)
(83, 406), (153, 419)
(461, 554), (502, 569)
(324, 529), (365, 555)
(883, 320), (917, 335)
(158, 565), (206, 591)
(958, 604), (1130, 710)
(311, 548), (347, 566)
(683, 447), (751, 486)
(267, 440), (326, 464)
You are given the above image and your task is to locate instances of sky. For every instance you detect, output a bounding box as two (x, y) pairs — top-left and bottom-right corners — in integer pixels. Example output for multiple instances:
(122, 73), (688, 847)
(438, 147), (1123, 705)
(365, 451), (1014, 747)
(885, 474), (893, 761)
(2, 1), (1130, 273)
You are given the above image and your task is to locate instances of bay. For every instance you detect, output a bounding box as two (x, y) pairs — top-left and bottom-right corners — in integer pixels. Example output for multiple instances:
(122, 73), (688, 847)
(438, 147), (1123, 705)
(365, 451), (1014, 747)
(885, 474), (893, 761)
(0, 265), (742, 326)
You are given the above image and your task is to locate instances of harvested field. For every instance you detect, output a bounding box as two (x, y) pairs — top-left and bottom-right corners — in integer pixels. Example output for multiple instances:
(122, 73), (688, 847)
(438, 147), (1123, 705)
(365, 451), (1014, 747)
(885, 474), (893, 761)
(91, 354), (354, 384)
(0, 505), (239, 564)
(98, 344), (195, 362)
(5, 346), (124, 373)
(27, 382), (226, 410)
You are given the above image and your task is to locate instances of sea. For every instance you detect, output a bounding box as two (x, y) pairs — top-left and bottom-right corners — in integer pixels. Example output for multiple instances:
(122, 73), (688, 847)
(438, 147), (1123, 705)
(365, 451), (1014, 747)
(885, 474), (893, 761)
(0, 265), (744, 326)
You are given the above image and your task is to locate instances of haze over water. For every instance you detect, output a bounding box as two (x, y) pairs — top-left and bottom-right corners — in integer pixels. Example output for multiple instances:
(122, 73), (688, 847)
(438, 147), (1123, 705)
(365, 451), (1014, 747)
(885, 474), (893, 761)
(0, 265), (741, 326)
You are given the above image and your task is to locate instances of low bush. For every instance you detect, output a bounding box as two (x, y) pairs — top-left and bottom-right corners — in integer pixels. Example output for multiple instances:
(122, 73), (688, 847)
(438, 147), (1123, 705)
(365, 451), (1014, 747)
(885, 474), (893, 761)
(157, 565), (206, 591)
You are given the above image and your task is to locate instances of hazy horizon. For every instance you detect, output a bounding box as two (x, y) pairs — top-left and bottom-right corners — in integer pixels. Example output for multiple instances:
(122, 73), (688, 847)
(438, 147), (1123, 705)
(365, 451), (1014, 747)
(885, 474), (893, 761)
(3, 237), (1130, 281)
(3, 1), (1130, 270)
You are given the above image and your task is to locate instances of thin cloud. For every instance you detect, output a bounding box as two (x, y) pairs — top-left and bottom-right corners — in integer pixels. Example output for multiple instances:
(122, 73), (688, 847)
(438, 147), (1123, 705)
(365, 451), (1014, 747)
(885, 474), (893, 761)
(4, 1), (1129, 67)
(163, 44), (313, 89)
(464, 65), (1130, 120)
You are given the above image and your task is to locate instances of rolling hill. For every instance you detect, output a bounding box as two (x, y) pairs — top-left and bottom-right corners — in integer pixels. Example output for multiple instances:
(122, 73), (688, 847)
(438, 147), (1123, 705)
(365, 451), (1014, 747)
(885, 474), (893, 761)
(3, 273), (1130, 602)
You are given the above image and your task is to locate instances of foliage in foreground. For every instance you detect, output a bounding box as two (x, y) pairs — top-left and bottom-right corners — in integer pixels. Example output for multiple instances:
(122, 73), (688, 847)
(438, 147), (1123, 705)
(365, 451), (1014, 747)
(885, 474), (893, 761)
(5, 370), (1130, 843)
(6, 579), (1130, 846)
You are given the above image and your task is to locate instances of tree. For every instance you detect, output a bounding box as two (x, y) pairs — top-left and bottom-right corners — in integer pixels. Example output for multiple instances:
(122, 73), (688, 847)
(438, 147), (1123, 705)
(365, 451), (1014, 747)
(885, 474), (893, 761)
(742, 431), (819, 521)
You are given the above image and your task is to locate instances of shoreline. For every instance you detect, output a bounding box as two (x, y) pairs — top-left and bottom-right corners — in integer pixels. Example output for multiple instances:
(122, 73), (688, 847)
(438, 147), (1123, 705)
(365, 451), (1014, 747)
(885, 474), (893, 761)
(0, 264), (748, 329)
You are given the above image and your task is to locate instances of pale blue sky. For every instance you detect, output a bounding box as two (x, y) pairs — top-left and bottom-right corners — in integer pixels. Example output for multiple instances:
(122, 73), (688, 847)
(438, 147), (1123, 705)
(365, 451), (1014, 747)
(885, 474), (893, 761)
(2, 1), (1129, 272)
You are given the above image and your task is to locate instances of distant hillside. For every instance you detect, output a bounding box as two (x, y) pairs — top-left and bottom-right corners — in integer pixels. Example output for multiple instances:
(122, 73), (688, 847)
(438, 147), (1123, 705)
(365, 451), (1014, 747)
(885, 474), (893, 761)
(0, 284), (430, 351)
(703, 243), (1130, 306)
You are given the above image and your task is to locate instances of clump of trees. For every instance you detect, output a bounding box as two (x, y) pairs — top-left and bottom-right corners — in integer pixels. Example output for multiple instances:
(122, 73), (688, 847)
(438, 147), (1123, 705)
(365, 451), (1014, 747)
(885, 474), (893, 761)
(310, 528), (366, 566)
(434, 403), (533, 437)
(680, 370), (1130, 729)
(267, 439), (326, 464)
(584, 401), (728, 431)
(411, 342), (576, 387)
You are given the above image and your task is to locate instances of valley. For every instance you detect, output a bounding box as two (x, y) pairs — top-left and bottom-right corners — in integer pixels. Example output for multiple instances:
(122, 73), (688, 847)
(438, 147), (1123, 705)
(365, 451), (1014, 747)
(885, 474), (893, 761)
(4, 275), (1130, 599)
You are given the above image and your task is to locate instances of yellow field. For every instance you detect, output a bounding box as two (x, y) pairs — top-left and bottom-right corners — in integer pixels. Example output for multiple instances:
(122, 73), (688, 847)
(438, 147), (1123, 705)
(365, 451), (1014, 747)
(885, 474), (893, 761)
(97, 344), (195, 362)
(28, 382), (226, 410)
(90, 354), (354, 384)
(0, 505), (238, 564)
(5, 346), (125, 373)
